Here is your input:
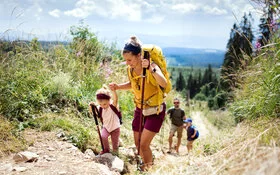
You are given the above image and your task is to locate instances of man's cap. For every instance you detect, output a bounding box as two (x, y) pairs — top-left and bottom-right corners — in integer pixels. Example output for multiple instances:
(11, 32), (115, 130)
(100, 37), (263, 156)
(184, 118), (192, 123)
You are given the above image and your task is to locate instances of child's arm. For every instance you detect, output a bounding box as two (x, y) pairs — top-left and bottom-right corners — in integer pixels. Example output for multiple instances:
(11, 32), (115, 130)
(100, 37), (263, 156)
(111, 89), (118, 108)
(191, 128), (197, 138)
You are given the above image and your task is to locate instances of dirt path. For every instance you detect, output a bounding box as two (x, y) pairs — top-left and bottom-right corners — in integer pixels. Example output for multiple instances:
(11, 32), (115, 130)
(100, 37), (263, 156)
(150, 111), (213, 174)
(191, 111), (209, 138)
(0, 130), (119, 175)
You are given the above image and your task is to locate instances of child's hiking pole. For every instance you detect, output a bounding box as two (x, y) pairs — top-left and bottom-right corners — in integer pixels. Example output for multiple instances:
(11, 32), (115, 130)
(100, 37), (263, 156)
(137, 50), (150, 156)
(90, 104), (104, 151)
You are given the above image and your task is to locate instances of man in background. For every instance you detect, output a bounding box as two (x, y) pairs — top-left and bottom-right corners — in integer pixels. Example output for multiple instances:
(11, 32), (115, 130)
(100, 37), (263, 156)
(167, 98), (186, 154)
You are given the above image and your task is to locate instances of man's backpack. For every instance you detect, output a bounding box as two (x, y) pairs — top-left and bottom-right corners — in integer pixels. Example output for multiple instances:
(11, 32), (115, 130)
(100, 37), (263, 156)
(142, 44), (172, 95)
(99, 104), (123, 125)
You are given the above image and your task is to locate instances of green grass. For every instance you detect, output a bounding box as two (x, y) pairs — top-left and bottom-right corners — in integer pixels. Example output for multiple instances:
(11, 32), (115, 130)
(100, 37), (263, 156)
(204, 109), (236, 130)
(230, 34), (280, 122)
(0, 116), (26, 157)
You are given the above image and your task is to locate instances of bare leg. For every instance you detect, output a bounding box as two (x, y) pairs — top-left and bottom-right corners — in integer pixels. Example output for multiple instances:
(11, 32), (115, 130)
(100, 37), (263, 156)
(187, 140), (193, 153)
(176, 126), (183, 153)
(140, 129), (156, 170)
(134, 131), (144, 159)
(176, 137), (182, 153)
(168, 132), (174, 152)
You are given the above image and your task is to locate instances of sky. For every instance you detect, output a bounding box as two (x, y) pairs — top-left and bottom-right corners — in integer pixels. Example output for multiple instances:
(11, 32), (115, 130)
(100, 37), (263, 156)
(0, 0), (263, 50)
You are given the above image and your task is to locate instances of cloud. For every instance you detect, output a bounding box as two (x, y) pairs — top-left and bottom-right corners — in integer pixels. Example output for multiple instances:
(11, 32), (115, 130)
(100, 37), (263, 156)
(145, 15), (165, 24)
(169, 1), (229, 16)
(38, 7), (43, 13)
(49, 9), (61, 18)
(64, 8), (90, 18)
(63, 0), (143, 21)
(171, 3), (198, 14)
(63, 0), (167, 23)
(203, 6), (227, 15)
(109, 1), (142, 21)
(58, 0), (248, 23)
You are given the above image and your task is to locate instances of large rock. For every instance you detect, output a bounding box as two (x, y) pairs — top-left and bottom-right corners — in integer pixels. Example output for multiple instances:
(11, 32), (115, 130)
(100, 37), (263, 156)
(13, 151), (39, 163)
(94, 153), (124, 173)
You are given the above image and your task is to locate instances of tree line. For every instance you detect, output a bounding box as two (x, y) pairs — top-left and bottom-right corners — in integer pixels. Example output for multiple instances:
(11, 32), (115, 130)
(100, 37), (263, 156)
(172, 0), (279, 110)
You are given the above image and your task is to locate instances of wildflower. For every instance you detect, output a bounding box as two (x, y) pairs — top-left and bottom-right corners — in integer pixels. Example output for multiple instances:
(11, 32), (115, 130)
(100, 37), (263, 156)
(76, 51), (82, 57)
(105, 68), (113, 78)
(270, 19), (279, 31)
(255, 41), (261, 51)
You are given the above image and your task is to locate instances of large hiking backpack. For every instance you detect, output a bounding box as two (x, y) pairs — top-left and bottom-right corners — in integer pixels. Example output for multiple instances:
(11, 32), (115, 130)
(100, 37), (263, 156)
(99, 104), (122, 125)
(142, 44), (172, 95)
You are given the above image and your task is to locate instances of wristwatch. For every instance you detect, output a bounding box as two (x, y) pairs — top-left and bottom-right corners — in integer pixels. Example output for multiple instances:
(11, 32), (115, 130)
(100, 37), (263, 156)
(152, 67), (156, 73)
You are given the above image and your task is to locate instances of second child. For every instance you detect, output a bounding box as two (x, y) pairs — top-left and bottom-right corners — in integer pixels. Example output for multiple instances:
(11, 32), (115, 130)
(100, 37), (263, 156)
(183, 118), (199, 154)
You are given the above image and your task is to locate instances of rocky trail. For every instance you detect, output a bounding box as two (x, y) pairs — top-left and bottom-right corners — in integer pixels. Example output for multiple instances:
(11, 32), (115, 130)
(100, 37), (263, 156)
(0, 111), (212, 175)
(0, 130), (126, 175)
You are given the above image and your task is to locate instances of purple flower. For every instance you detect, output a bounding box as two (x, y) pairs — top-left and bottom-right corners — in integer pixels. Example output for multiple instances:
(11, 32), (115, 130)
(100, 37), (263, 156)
(105, 67), (113, 78)
(255, 41), (261, 51)
(270, 19), (279, 31)
(76, 51), (82, 57)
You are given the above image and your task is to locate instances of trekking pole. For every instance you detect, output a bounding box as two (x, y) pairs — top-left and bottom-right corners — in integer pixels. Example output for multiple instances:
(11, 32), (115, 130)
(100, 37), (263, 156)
(137, 50), (150, 155)
(90, 104), (104, 151)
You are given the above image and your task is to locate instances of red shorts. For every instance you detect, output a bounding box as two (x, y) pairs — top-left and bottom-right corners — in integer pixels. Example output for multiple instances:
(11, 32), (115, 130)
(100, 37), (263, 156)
(132, 103), (166, 133)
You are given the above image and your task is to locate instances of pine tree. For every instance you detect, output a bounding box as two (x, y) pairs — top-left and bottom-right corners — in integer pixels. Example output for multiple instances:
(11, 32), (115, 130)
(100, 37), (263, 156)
(202, 68), (209, 85)
(175, 72), (186, 91)
(221, 13), (254, 92)
(187, 73), (196, 98)
(198, 69), (202, 88)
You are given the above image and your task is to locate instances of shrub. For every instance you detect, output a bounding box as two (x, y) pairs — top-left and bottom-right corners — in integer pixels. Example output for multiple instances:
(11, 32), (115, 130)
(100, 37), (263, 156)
(194, 93), (207, 101)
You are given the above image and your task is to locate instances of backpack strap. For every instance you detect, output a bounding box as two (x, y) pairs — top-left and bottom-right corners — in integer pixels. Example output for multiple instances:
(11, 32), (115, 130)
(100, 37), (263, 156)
(109, 104), (123, 125)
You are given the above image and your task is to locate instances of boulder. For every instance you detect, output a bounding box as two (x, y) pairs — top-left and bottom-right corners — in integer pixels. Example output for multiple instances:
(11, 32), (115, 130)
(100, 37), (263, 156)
(94, 153), (124, 173)
(13, 151), (39, 163)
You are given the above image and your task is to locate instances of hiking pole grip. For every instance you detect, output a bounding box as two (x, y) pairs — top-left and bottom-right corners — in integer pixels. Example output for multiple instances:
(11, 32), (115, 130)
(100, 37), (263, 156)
(90, 104), (104, 151)
(91, 104), (99, 126)
(143, 50), (150, 76)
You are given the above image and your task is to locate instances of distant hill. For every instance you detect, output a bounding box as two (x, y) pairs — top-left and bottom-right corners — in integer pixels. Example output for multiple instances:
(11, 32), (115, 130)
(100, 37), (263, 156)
(163, 47), (225, 67)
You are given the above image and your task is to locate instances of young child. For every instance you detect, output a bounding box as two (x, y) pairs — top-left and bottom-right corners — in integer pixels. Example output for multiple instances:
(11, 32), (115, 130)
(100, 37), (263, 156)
(183, 118), (199, 154)
(89, 85), (121, 155)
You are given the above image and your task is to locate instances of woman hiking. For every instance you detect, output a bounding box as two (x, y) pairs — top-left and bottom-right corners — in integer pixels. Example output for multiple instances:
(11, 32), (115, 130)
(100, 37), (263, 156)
(109, 36), (167, 171)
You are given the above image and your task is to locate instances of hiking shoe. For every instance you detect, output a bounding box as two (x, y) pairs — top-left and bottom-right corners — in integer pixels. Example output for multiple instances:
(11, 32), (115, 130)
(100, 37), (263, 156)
(137, 163), (149, 172)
